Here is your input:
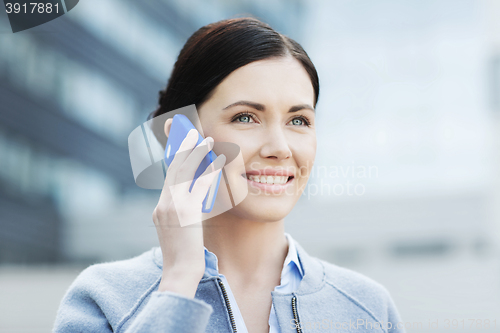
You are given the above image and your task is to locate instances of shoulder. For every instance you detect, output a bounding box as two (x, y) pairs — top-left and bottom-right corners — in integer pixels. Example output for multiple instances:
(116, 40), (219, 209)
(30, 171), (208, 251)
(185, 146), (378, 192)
(74, 247), (162, 293)
(54, 247), (163, 331)
(316, 258), (399, 322)
(319, 258), (391, 300)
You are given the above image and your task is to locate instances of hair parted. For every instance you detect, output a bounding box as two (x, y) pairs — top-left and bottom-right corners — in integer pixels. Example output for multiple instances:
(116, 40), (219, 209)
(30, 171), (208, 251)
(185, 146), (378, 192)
(147, 16), (319, 147)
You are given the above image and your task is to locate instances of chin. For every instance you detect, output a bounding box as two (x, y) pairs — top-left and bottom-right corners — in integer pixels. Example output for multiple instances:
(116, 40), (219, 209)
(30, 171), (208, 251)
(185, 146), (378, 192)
(231, 196), (295, 222)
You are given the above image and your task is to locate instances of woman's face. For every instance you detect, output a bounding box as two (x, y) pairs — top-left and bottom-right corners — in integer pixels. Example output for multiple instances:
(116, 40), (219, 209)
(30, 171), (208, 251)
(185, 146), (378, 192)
(198, 56), (316, 222)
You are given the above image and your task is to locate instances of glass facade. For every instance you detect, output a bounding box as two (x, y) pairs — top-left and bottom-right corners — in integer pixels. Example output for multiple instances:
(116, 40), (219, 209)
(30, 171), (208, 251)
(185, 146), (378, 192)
(0, 0), (302, 264)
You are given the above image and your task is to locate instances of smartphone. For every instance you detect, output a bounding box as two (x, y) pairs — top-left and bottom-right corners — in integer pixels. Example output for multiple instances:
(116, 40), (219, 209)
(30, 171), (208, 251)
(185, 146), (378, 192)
(164, 114), (221, 213)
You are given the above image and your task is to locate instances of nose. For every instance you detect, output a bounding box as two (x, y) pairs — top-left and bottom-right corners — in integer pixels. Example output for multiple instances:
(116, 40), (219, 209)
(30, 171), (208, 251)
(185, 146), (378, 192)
(259, 125), (292, 161)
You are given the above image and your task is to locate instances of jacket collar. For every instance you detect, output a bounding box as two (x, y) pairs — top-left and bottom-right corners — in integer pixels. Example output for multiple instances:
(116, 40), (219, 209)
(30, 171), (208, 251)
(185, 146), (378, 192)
(202, 232), (304, 280)
(153, 234), (325, 295)
(293, 238), (325, 295)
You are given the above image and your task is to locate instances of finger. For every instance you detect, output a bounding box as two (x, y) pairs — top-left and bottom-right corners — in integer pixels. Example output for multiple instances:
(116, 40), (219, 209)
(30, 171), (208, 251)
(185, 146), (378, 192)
(190, 154), (226, 203)
(166, 129), (199, 183)
(174, 137), (215, 187)
(167, 137), (214, 198)
(166, 154), (225, 227)
(166, 137), (217, 203)
(159, 129), (198, 205)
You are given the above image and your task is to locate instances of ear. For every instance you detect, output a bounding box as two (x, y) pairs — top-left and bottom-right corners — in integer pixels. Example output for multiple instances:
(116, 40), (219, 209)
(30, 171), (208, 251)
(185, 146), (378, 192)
(164, 118), (173, 137)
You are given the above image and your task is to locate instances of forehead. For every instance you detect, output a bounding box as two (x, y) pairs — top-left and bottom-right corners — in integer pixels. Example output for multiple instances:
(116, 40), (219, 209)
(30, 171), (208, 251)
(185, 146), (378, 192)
(209, 57), (315, 106)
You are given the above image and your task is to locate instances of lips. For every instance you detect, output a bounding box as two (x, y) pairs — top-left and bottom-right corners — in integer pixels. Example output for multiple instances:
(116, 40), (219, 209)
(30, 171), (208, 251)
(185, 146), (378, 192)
(241, 174), (293, 182)
(241, 174), (294, 194)
(240, 174), (294, 182)
(245, 169), (294, 177)
(240, 167), (295, 179)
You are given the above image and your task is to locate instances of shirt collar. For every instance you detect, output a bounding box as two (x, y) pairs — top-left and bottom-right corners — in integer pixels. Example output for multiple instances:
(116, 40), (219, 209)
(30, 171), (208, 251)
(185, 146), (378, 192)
(203, 232), (304, 278)
(283, 232), (304, 277)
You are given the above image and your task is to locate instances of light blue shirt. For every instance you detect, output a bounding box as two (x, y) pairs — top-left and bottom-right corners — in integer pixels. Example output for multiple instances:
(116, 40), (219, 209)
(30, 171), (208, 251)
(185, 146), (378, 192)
(203, 232), (304, 333)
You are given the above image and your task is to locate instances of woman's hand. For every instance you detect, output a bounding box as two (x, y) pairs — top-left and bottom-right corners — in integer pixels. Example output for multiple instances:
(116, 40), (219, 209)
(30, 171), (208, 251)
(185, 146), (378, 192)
(153, 119), (225, 298)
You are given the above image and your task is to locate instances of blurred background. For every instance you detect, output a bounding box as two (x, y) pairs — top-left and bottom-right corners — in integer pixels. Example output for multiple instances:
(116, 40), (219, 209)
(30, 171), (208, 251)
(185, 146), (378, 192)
(1, 0), (499, 332)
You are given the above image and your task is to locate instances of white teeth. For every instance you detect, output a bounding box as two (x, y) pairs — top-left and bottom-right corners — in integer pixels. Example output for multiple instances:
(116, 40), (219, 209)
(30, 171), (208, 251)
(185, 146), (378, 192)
(247, 175), (288, 185)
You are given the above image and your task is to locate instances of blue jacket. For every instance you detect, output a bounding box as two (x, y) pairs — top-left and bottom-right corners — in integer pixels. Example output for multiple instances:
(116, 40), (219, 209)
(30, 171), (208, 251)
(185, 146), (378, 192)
(53, 238), (405, 333)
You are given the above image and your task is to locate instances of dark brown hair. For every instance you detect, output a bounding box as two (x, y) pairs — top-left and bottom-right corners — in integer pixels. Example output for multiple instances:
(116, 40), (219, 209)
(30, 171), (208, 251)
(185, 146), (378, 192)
(147, 17), (319, 147)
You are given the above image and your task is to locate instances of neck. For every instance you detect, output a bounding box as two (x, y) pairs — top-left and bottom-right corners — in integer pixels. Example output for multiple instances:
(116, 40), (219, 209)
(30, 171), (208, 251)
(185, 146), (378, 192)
(202, 213), (288, 287)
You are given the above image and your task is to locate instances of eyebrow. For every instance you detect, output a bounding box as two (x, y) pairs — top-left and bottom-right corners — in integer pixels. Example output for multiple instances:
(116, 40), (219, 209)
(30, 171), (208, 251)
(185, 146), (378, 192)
(222, 100), (315, 113)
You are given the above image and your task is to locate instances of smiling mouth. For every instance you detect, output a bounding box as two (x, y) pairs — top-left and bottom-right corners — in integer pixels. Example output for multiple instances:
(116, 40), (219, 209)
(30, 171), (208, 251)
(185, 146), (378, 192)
(240, 173), (294, 185)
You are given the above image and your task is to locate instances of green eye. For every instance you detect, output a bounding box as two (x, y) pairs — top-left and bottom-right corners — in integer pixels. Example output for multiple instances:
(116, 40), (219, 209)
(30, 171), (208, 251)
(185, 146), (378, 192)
(231, 112), (255, 123)
(239, 115), (251, 123)
(231, 111), (311, 127)
(289, 116), (311, 126)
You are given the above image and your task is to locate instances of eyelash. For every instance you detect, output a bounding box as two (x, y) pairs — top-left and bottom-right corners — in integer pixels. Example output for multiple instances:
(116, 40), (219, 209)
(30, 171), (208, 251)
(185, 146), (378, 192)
(231, 111), (312, 127)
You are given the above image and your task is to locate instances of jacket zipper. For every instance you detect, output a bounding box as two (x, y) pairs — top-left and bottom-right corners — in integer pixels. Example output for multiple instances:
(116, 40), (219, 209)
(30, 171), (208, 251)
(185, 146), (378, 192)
(218, 277), (301, 333)
(292, 295), (302, 333)
(217, 278), (237, 333)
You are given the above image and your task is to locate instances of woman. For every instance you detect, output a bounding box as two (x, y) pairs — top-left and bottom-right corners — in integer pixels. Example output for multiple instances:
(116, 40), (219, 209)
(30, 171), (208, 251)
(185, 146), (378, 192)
(53, 17), (404, 333)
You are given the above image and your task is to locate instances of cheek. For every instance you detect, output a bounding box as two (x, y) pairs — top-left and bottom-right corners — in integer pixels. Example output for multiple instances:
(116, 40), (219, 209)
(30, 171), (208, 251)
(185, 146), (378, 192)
(210, 130), (258, 160)
(293, 136), (316, 178)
